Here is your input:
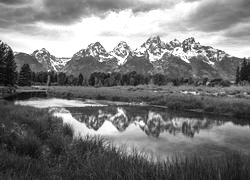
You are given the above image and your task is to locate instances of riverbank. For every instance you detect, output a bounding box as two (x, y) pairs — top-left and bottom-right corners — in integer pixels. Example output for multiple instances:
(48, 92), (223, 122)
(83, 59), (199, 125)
(47, 85), (250, 119)
(0, 101), (249, 179)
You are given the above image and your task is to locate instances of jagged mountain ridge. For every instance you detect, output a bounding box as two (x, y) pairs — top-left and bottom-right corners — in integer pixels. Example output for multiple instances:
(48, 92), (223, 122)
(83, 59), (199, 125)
(13, 36), (243, 79)
(15, 48), (71, 72)
(0, 40), (13, 57)
(64, 36), (241, 79)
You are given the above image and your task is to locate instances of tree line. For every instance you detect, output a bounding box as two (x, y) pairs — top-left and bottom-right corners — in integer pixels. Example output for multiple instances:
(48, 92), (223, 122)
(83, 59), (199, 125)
(236, 58), (250, 84)
(16, 64), (232, 87)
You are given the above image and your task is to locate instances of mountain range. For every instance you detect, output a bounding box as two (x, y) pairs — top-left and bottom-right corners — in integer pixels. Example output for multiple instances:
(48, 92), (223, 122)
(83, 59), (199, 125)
(13, 36), (243, 80)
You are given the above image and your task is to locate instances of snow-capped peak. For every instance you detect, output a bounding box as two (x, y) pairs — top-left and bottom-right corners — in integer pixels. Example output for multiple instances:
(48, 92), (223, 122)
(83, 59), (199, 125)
(110, 41), (131, 65)
(144, 36), (166, 50)
(115, 41), (131, 53)
(146, 36), (161, 44)
(134, 35), (169, 62)
(31, 48), (70, 72)
(72, 42), (115, 63)
(183, 37), (196, 45)
(182, 37), (200, 52)
(33, 48), (52, 64)
(170, 39), (181, 48)
(86, 42), (107, 58)
(0, 40), (12, 56)
(167, 37), (230, 65)
(40, 48), (50, 54)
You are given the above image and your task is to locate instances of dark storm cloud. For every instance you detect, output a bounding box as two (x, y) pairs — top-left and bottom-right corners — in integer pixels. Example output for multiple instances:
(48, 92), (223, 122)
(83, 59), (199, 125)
(0, 5), (37, 28)
(38, 0), (135, 24)
(0, 0), (180, 27)
(0, 0), (29, 5)
(0, 0), (131, 33)
(186, 0), (250, 32)
(39, 0), (180, 23)
(224, 23), (250, 38)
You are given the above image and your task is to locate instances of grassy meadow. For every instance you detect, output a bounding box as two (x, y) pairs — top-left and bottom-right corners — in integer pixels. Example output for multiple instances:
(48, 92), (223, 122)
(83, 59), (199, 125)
(0, 100), (250, 180)
(47, 85), (250, 119)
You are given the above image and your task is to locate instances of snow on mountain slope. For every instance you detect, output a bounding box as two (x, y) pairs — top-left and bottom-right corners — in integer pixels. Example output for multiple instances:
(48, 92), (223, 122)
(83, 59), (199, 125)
(169, 39), (181, 48)
(54, 57), (71, 71)
(72, 42), (114, 63)
(134, 36), (170, 62)
(32, 48), (71, 72)
(0, 40), (12, 58)
(86, 42), (114, 62)
(56, 57), (71, 66)
(110, 41), (131, 65)
(171, 47), (191, 64)
(72, 49), (86, 61)
(131, 36), (230, 66)
(165, 37), (229, 66)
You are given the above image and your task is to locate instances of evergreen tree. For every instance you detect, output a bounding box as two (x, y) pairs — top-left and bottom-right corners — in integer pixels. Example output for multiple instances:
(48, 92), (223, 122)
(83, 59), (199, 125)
(83, 77), (88, 86)
(73, 77), (78, 86)
(54, 73), (58, 83)
(4, 49), (17, 85)
(58, 72), (67, 85)
(31, 72), (36, 82)
(18, 64), (32, 86)
(240, 58), (248, 81)
(246, 62), (250, 82)
(0, 42), (16, 85)
(67, 75), (74, 85)
(78, 73), (83, 86)
(153, 73), (165, 86)
(235, 66), (240, 84)
(88, 72), (99, 86)
(0, 43), (7, 85)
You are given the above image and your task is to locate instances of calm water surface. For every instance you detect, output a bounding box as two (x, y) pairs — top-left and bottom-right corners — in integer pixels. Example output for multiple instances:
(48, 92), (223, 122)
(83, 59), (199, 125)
(15, 98), (250, 159)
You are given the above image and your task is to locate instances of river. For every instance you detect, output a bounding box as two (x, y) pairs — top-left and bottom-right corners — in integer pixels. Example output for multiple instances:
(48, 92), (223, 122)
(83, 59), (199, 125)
(15, 98), (250, 160)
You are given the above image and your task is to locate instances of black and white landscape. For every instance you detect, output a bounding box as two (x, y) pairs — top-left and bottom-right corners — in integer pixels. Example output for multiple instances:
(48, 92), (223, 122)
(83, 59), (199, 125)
(1, 0), (250, 179)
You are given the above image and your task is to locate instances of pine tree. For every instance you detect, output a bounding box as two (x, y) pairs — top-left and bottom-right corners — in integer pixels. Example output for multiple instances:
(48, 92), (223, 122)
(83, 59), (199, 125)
(4, 49), (16, 85)
(0, 42), (16, 85)
(240, 58), (248, 81)
(18, 64), (32, 86)
(246, 62), (250, 82)
(78, 73), (83, 86)
(58, 72), (67, 85)
(0, 43), (7, 85)
(235, 66), (240, 84)
(67, 75), (74, 86)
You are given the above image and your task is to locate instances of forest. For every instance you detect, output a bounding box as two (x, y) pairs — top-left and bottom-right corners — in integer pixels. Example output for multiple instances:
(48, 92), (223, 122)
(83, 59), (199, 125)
(16, 65), (236, 87)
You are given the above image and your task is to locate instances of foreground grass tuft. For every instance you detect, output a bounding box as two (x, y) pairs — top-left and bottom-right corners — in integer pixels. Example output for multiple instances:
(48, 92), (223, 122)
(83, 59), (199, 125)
(0, 101), (249, 180)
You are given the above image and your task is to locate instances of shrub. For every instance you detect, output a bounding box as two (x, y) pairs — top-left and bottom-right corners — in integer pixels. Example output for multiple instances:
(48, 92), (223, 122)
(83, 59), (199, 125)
(15, 136), (42, 159)
(62, 123), (74, 138)
(47, 134), (66, 156)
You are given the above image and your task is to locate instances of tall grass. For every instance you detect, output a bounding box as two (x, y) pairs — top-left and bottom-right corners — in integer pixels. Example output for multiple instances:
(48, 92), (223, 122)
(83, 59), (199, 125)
(0, 101), (249, 179)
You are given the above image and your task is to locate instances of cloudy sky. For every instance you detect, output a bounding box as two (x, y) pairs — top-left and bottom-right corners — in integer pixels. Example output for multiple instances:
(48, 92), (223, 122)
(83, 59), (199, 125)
(0, 0), (249, 57)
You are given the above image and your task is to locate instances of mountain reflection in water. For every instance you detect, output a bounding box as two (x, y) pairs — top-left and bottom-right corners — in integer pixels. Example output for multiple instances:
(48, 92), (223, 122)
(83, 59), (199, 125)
(58, 106), (225, 138)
